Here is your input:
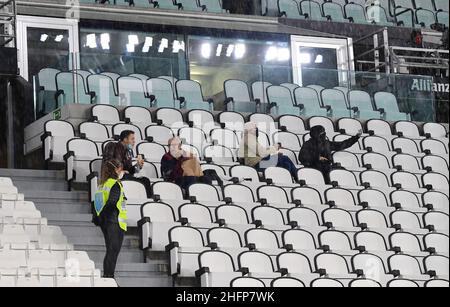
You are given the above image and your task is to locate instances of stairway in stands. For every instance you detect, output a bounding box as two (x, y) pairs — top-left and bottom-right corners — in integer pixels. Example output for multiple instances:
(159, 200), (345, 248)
(0, 168), (172, 287)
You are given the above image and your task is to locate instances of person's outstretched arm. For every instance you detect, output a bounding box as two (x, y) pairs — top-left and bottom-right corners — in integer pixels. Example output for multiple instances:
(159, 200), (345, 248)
(330, 135), (360, 151)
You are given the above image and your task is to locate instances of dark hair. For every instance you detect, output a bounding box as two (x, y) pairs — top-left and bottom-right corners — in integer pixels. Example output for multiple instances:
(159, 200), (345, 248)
(120, 130), (135, 141)
(100, 159), (122, 185)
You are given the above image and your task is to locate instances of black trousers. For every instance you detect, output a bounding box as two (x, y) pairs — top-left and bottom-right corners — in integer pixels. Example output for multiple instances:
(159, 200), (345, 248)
(100, 221), (124, 278)
(123, 174), (152, 198)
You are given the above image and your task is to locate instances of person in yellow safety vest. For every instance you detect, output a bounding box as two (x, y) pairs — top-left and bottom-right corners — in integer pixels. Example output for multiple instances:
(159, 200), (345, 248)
(94, 159), (127, 279)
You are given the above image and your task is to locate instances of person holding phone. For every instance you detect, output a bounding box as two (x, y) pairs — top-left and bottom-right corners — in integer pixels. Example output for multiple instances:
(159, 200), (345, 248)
(239, 122), (298, 181)
(299, 125), (362, 184)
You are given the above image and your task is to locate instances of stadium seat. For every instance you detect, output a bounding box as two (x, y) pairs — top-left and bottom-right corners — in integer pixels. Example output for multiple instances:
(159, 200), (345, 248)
(278, 0), (305, 19)
(277, 252), (318, 283)
(300, 0), (327, 21)
(124, 106), (155, 133)
(423, 232), (449, 257)
(310, 278), (344, 287)
(393, 153), (426, 176)
(176, 80), (213, 111)
(322, 1), (346, 22)
(206, 227), (248, 261)
(348, 90), (381, 119)
(374, 92), (410, 121)
(422, 191), (449, 214)
(79, 122), (111, 153)
(251, 206), (291, 232)
(315, 252), (357, 283)
(196, 250), (242, 287)
(422, 173), (449, 195)
(188, 183), (222, 202)
(389, 231), (429, 258)
(178, 0), (204, 11)
(278, 115), (309, 136)
(349, 278), (382, 287)
(322, 207), (361, 232)
(387, 279), (420, 287)
(388, 254), (431, 283)
(423, 211), (449, 235)
(293, 87), (328, 117)
(251, 81), (272, 106)
(238, 251), (281, 284)
(147, 78), (177, 108)
(136, 142), (167, 164)
(87, 74), (119, 105)
(318, 230), (358, 257)
(200, 0), (226, 13)
(117, 76), (149, 107)
(154, 0), (179, 10)
(345, 3), (370, 24)
(424, 255), (449, 280)
(392, 137), (425, 158)
(152, 181), (184, 201)
(231, 276), (266, 287)
(91, 105), (123, 134)
(321, 89), (352, 118)
(267, 85), (300, 116)
(167, 226), (209, 277)
(56, 72), (92, 105)
(351, 253), (392, 286)
(333, 151), (366, 172)
(416, 8), (437, 28)
(179, 203), (217, 231)
(224, 80), (256, 113)
(210, 128), (240, 151)
(146, 125), (174, 145)
(271, 276), (306, 287)
(425, 279), (450, 287)
(42, 120), (76, 164)
(219, 111), (245, 135)
(366, 5), (394, 26)
(65, 138), (100, 186)
(187, 109), (219, 134)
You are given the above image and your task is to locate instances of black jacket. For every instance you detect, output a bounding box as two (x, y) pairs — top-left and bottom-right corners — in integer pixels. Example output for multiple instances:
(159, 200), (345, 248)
(99, 182), (122, 225)
(299, 126), (360, 169)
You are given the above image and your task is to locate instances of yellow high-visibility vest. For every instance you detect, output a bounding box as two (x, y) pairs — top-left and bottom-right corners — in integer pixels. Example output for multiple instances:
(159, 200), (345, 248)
(94, 178), (127, 231)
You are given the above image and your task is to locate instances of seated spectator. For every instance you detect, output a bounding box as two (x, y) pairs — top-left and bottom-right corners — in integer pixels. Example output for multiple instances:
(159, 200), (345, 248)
(103, 130), (152, 198)
(299, 125), (361, 184)
(161, 137), (211, 190)
(239, 122), (298, 181)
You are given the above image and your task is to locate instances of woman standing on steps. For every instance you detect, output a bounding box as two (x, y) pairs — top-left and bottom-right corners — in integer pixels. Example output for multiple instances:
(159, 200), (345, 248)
(93, 159), (127, 279)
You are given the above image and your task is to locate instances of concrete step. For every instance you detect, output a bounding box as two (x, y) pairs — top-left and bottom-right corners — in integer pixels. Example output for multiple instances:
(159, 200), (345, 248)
(22, 190), (89, 202)
(0, 168), (65, 180)
(34, 202), (91, 214)
(115, 274), (173, 287)
(85, 249), (147, 264)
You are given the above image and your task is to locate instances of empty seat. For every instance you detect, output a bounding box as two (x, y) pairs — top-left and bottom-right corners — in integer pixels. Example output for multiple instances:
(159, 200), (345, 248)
(322, 207), (360, 232)
(321, 89), (351, 118)
(117, 76), (149, 107)
(425, 279), (450, 287)
(204, 145), (236, 165)
(422, 155), (449, 178)
(178, 0), (203, 11)
(278, 0), (305, 19)
(424, 232), (449, 256)
(315, 253), (356, 281)
(251, 81), (272, 105)
(349, 278), (382, 287)
(210, 128), (240, 150)
(91, 104), (122, 129)
(395, 121), (422, 140)
(179, 203), (215, 229)
(42, 120), (76, 164)
(176, 80), (213, 111)
(79, 122), (111, 153)
(423, 173), (449, 195)
(389, 231), (428, 258)
(392, 171), (426, 193)
(348, 90), (381, 119)
(155, 108), (187, 131)
(200, 0), (226, 13)
(271, 277), (305, 287)
(323, 1), (346, 22)
(319, 230), (357, 257)
(392, 137), (424, 158)
(154, 0), (178, 9)
(152, 182), (184, 200)
(65, 138), (100, 184)
(124, 106), (155, 133)
(139, 201), (179, 251)
(416, 8), (436, 28)
(276, 252), (318, 285)
(187, 109), (218, 134)
(351, 253), (392, 285)
(147, 78), (177, 108)
(267, 85), (300, 116)
(388, 254), (431, 282)
(136, 142), (166, 163)
(367, 5), (394, 26)
(300, 1), (326, 20)
(293, 87), (328, 117)
(421, 139), (448, 157)
(167, 226), (209, 277)
(345, 3), (370, 24)
(251, 206), (290, 232)
(188, 183), (221, 202)
(374, 92), (409, 121)
(223, 184), (255, 204)
(422, 191), (449, 214)
(393, 153), (425, 175)
(231, 277), (266, 287)
(56, 72), (92, 105)
(423, 123), (448, 140)
(87, 74), (119, 105)
(146, 125), (174, 145)
(390, 190), (424, 212)
(333, 151), (365, 172)
(197, 250), (242, 287)
(310, 278), (344, 287)
(238, 251), (281, 282)
(424, 255), (449, 279)
(423, 211), (449, 235)
(219, 111), (245, 134)
(387, 279), (420, 287)
(278, 115), (308, 136)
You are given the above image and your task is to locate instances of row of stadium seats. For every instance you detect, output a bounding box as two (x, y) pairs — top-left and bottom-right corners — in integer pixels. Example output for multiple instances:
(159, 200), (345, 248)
(37, 68), (413, 120)
(277, 0), (449, 29)
(0, 177), (117, 287)
(80, 0), (449, 29)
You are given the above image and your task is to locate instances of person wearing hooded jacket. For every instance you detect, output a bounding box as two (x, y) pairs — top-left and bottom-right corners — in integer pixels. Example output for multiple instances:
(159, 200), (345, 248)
(299, 125), (361, 184)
